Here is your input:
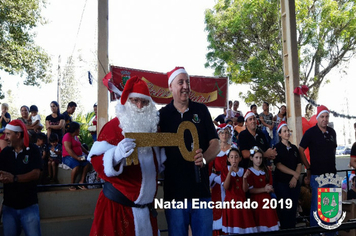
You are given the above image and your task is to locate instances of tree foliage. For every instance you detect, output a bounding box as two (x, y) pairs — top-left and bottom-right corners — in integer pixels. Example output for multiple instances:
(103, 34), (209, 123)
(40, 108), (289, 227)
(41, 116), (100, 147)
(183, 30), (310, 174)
(60, 56), (80, 110)
(205, 0), (356, 110)
(0, 0), (51, 98)
(75, 112), (95, 150)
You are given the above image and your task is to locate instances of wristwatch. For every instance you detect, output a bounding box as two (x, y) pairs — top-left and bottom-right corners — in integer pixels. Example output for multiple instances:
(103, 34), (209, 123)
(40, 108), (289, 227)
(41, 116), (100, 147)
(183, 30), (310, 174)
(13, 175), (18, 183)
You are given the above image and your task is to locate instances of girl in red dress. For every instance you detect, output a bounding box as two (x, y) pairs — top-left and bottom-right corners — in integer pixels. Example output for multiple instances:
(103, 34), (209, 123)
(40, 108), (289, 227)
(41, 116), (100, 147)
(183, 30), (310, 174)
(209, 123), (234, 236)
(221, 148), (257, 234)
(244, 146), (279, 232)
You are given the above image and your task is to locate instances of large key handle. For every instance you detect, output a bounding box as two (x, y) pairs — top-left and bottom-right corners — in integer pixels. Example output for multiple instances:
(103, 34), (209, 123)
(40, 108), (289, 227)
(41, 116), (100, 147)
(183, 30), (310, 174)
(125, 121), (200, 165)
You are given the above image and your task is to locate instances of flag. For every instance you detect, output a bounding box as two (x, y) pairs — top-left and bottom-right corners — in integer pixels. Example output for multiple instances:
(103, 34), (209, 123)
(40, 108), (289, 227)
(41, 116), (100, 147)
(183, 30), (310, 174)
(88, 71), (94, 85)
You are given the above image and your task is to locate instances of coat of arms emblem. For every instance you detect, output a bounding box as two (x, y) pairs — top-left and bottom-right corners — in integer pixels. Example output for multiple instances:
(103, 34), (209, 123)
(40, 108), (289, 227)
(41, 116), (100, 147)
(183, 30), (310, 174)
(313, 173), (346, 230)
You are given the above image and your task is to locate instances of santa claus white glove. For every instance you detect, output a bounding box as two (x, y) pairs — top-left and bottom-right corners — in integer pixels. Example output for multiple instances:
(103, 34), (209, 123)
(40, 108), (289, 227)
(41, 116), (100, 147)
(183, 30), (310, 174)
(209, 173), (217, 187)
(114, 138), (136, 164)
(214, 175), (222, 185)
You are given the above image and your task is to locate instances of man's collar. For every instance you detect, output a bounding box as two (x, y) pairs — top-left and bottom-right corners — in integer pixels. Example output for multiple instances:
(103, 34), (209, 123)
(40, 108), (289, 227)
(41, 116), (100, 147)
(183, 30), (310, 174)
(170, 99), (191, 112)
(12, 144), (25, 154)
(316, 123), (328, 133)
(247, 127), (257, 137)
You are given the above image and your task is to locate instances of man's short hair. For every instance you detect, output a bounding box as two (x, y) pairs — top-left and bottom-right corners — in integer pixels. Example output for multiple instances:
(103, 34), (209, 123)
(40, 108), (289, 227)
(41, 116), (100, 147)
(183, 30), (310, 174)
(67, 101), (77, 108)
(250, 104), (257, 110)
(263, 101), (269, 107)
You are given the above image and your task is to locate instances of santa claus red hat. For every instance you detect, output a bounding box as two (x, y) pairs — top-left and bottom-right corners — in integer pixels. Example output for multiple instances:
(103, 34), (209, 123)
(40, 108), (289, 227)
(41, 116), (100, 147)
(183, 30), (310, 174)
(277, 121), (288, 133)
(316, 105), (329, 119)
(167, 67), (188, 86)
(217, 123), (234, 135)
(244, 111), (255, 121)
(120, 76), (152, 105)
(5, 120), (29, 149)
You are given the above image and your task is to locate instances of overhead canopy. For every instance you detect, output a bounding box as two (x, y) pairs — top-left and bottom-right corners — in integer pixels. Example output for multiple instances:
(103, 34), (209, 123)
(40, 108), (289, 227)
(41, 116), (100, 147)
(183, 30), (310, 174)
(111, 66), (228, 108)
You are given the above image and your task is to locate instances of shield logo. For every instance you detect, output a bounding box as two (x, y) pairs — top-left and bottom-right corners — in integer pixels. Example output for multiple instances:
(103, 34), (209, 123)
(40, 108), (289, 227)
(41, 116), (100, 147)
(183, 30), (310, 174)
(192, 114), (200, 123)
(23, 155), (29, 164)
(122, 76), (130, 86)
(121, 71), (131, 87)
(317, 187), (342, 223)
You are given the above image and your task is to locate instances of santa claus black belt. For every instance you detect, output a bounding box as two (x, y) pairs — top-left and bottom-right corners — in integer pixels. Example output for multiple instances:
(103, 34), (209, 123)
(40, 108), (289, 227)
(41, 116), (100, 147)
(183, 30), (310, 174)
(103, 182), (157, 217)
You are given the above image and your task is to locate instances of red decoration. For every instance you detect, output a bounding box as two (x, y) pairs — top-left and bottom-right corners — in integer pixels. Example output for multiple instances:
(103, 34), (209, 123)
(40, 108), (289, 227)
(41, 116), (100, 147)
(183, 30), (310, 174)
(293, 85), (309, 96)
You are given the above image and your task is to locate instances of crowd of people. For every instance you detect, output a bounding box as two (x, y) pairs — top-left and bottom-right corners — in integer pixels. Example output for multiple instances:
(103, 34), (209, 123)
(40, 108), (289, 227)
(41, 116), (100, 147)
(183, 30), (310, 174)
(0, 101), (98, 236)
(0, 65), (342, 236)
(86, 66), (338, 236)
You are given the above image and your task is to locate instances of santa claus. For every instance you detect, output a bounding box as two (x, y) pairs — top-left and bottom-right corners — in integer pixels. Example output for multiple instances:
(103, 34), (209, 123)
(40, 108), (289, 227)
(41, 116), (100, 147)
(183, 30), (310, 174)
(88, 76), (165, 236)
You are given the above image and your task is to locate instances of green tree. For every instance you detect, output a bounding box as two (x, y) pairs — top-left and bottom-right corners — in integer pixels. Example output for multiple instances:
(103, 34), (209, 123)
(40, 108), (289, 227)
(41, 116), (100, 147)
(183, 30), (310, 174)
(75, 112), (95, 150)
(0, 0), (51, 99)
(60, 56), (79, 110)
(205, 0), (356, 113)
(5, 89), (20, 119)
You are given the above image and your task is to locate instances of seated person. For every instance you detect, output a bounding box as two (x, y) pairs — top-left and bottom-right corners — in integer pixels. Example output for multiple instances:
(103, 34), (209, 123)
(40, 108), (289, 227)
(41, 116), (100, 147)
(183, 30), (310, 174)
(233, 116), (246, 147)
(18, 105), (43, 135)
(48, 133), (62, 183)
(299, 173), (312, 218)
(35, 132), (47, 184)
(29, 105), (43, 131)
(348, 176), (356, 200)
(62, 122), (90, 190)
(0, 103), (11, 134)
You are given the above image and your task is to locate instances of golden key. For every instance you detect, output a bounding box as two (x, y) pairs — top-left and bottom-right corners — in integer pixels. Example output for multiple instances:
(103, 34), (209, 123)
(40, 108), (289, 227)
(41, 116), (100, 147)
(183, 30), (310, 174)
(124, 121), (200, 165)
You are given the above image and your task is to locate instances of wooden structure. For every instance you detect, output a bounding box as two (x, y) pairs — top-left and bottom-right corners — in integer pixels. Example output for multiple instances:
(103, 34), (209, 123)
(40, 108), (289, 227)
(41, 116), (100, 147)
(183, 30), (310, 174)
(97, 0), (109, 134)
(280, 0), (303, 145)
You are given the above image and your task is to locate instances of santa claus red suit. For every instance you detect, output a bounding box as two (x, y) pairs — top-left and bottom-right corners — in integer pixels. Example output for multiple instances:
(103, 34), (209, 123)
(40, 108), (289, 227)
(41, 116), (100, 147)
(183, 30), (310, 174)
(88, 76), (165, 236)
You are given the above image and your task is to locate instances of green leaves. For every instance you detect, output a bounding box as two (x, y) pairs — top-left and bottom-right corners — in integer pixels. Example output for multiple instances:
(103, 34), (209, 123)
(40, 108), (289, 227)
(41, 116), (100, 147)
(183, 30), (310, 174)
(75, 112), (95, 150)
(205, 0), (356, 106)
(0, 0), (50, 95)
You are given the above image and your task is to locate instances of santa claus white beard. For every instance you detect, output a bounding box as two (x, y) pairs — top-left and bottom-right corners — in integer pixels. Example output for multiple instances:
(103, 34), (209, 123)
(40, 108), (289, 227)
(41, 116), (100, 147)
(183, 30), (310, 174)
(116, 100), (159, 155)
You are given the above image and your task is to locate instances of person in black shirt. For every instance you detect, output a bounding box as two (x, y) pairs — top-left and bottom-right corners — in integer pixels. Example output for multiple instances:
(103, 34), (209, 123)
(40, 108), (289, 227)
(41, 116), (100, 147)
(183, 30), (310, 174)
(238, 111), (277, 169)
(0, 120), (42, 236)
(159, 67), (219, 236)
(299, 105), (337, 235)
(62, 101), (77, 134)
(274, 121), (301, 229)
(213, 107), (226, 127)
(45, 101), (65, 143)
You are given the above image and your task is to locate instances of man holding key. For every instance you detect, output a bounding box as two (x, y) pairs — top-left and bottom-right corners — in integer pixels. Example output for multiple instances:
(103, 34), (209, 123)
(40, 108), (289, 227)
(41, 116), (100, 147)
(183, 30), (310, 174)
(159, 67), (220, 236)
(88, 76), (166, 236)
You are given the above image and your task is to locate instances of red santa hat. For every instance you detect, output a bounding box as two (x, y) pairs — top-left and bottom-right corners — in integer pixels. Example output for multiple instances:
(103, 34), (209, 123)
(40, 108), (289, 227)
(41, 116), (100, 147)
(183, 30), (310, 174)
(217, 123), (234, 135)
(316, 105), (329, 119)
(5, 120), (29, 149)
(277, 121), (288, 133)
(167, 67), (188, 86)
(244, 111), (255, 121)
(120, 76), (151, 105)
